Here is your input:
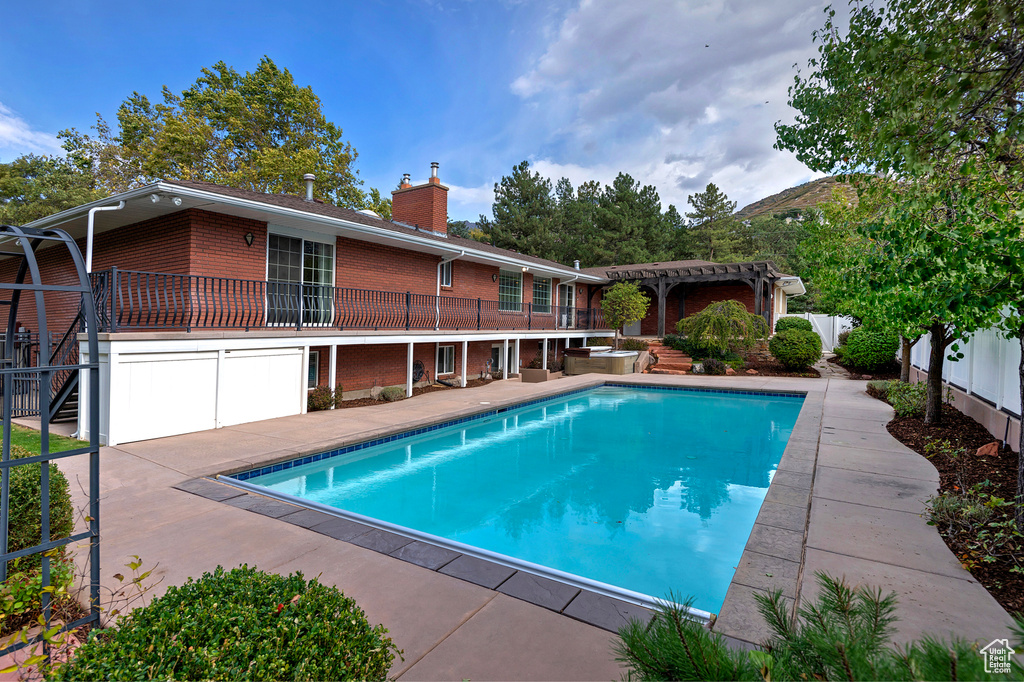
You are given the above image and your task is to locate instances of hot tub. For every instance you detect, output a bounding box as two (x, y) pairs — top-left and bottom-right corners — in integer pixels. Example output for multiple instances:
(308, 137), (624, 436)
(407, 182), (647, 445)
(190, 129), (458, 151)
(563, 350), (640, 375)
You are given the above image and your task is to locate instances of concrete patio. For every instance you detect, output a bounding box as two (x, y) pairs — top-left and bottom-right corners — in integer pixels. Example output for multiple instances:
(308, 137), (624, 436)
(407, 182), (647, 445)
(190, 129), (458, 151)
(43, 372), (1018, 679)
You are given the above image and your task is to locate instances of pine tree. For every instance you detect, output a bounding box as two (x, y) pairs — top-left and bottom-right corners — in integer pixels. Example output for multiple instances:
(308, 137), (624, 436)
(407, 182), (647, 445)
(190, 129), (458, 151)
(685, 182), (741, 262)
(480, 160), (558, 260)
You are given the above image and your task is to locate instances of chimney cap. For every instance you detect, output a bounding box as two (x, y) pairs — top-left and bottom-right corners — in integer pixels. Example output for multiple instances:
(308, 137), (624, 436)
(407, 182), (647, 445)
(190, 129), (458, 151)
(302, 173), (316, 181)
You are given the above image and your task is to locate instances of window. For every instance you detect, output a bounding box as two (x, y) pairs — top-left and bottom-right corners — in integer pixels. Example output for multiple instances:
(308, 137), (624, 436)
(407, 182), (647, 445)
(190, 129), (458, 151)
(437, 345), (455, 375)
(532, 277), (551, 313)
(498, 270), (522, 311)
(307, 350), (319, 389)
(439, 260), (452, 288)
(267, 233), (334, 326)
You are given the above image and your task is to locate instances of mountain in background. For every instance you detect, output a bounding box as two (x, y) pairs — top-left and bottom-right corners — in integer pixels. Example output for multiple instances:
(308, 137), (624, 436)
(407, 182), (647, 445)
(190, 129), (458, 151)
(735, 176), (856, 220)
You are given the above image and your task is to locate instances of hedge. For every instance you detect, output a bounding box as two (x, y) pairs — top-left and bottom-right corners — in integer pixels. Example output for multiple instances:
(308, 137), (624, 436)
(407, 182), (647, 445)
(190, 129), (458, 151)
(774, 317), (813, 333)
(843, 328), (898, 372)
(769, 329), (822, 369)
(50, 565), (400, 681)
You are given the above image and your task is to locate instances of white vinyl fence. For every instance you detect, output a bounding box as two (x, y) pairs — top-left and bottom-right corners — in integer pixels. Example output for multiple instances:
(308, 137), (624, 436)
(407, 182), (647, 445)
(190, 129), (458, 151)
(776, 313), (854, 352)
(910, 324), (1022, 418)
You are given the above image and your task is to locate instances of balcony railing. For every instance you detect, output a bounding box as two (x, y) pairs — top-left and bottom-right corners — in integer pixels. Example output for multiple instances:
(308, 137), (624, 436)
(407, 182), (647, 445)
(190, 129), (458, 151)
(90, 268), (607, 333)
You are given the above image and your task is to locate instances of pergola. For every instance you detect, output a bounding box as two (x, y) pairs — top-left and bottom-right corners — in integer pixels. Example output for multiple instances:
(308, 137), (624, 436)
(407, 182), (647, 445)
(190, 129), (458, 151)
(586, 260), (786, 336)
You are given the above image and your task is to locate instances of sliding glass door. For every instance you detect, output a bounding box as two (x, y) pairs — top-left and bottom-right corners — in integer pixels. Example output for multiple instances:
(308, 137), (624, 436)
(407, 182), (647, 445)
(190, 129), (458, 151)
(268, 234), (334, 326)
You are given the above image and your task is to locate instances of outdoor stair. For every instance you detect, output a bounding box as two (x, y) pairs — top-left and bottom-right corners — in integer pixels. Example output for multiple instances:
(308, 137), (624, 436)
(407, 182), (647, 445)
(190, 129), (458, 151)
(647, 341), (693, 374)
(51, 385), (78, 423)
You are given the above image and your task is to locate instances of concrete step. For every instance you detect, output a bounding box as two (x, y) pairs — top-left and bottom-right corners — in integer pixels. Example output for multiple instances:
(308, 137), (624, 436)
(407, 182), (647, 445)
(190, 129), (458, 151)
(657, 362), (693, 372)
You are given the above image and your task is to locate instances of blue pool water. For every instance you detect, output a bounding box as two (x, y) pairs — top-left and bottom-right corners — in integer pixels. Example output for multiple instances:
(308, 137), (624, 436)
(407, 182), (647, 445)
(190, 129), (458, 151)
(250, 385), (803, 613)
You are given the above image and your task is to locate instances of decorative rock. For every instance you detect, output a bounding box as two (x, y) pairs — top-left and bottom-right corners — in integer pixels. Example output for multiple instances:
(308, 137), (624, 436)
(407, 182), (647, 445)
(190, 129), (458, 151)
(369, 385), (383, 399)
(725, 367), (737, 375)
(746, 369), (758, 375)
(976, 441), (1000, 458)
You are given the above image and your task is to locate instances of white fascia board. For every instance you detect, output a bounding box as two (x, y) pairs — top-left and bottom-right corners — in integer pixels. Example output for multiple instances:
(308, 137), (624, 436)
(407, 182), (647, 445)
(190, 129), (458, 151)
(776, 277), (807, 297)
(95, 330), (611, 355)
(35, 182), (604, 283)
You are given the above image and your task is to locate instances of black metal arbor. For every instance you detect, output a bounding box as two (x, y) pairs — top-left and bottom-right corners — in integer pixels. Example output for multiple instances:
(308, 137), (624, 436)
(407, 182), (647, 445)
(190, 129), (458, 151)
(0, 225), (100, 656)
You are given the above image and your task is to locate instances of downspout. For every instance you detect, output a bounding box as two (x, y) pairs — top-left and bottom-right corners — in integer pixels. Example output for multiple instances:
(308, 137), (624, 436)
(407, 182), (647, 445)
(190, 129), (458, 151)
(435, 250), (465, 330)
(86, 202), (126, 273)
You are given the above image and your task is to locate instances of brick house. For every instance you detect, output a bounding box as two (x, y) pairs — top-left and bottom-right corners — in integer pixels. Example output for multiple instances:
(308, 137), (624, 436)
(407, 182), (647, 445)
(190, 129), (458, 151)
(5, 165), (611, 446)
(4, 165), (805, 447)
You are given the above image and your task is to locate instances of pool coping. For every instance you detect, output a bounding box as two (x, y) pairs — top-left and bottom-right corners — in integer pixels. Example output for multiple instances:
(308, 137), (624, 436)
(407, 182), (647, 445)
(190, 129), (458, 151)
(174, 376), (824, 643)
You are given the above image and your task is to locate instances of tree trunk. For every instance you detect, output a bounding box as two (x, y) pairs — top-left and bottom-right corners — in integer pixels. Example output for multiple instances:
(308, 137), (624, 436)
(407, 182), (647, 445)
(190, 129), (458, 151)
(924, 322), (946, 425)
(1016, 309), (1024, 530)
(900, 336), (913, 382)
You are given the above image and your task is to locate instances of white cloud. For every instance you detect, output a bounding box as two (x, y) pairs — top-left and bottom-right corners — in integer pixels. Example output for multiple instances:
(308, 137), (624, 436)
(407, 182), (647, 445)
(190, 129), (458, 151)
(0, 102), (64, 160)
(447, 181), (498, 220)
(506, 0), (838, 211)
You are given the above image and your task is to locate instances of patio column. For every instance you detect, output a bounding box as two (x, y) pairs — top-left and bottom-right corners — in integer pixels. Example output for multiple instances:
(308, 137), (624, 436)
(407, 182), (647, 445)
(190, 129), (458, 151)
(503, 339), (509, 376)
(514, 339), (520, 375)
(301, 345), (310, 414)
(657, 277), (667, 337)
(328, 345), (337, 408)
(461, 340), (468, 387)
(542, 338), (548, 370)
(406, 342), (414, 397)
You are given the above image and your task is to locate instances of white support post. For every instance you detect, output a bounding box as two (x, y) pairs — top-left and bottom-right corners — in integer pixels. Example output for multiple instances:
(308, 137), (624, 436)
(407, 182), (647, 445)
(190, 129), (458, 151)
(542, 338), (548, 370)
(514, 339), (520, 375)
(106, 349), (118, 447)
(329, 345), (337, 408)
(301, 346), (310, 414)
(461, 341), (468, 387)
(215, 349), (226, 428)
(406, 342), (414, 397)
(503, 339), (509, 376)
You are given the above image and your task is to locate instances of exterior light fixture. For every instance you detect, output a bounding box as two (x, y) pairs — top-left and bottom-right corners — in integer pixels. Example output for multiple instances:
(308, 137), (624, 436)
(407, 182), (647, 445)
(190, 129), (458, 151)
(244, 232), (255, 247)
(171, 197), (182, 206)
(149, 194), (160, 203)
(492, 273), (498, 282)
(521, 266), (529, 272)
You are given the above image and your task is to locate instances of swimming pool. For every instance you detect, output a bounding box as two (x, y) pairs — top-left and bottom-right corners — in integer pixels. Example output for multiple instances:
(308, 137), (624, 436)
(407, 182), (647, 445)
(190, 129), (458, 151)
(234, 384), (803, 614)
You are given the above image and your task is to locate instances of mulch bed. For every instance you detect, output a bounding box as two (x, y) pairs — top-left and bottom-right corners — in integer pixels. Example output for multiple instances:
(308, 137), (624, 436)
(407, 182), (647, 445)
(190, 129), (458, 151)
(827, 355), (901, 380)
(743, 359), (821, 379)
(871, 392), (1024, 613)
(333, 378), (496, 409)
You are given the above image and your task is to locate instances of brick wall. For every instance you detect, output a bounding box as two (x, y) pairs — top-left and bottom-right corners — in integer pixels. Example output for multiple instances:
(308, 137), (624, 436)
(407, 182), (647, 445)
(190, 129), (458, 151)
(0, 211), (195, 337)
(188, 210), (268, 280)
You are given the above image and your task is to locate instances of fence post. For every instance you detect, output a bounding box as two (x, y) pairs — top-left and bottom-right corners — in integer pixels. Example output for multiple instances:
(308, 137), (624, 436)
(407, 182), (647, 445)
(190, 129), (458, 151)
(405, 291), (411, 331)
(109, 267), (119, 333)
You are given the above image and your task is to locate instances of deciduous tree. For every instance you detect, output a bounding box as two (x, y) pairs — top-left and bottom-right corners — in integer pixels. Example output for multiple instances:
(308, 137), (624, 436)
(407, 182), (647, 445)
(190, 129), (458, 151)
(600, 282), (651, 349)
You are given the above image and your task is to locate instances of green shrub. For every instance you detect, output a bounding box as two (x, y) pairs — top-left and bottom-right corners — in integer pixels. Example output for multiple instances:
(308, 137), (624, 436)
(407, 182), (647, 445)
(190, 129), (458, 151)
(307, 385), (341, 411)
(677, 300), (769, 356)
(837, 329), (852, 347)
(526, 352), (564, 372)
(1, 555), (75, 632)
(378, 386), (405, 402)
(768, 329), (822, 369)
(620, 338), (649, 351)
(844, 327), (899, 371)
(774, 317), (813, 333)
(615, 572), (1018, 681)
(701, 358), (727, 375)
(6, 444), (74, 574)
(885, 380), (927, 417)
(865, 380), (890, 400)
(50, 565), (400, 681)
(662, 333), (724, 360)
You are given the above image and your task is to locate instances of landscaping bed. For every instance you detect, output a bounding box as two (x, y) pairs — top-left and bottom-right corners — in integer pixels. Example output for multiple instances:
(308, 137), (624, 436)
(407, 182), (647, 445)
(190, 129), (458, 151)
(870, 392), (1024, 613)
(742, 359), (821, 378)
(334, 378), (495, 408)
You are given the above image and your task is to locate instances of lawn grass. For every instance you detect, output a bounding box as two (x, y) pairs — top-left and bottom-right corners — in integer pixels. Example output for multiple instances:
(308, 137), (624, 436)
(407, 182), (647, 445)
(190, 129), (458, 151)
(4, 423), (87, 454)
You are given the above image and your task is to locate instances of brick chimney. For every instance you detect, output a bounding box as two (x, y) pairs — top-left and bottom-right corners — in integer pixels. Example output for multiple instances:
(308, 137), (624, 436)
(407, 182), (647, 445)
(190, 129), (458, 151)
(391, 162), (449, 235)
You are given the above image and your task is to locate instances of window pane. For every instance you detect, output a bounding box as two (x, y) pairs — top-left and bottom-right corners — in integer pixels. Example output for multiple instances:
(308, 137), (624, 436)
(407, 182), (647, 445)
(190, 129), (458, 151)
(533, 277), (551, 313)
(498, 271), (522, 312)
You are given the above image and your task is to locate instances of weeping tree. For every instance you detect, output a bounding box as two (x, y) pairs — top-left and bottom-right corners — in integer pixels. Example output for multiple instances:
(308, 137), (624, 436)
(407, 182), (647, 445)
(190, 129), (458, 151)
(601, 282), (651, 349)
(678, 300), (769, 356)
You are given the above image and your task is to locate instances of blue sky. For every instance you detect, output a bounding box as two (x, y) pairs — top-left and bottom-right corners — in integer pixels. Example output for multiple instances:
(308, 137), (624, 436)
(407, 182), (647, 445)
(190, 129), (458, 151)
(1, 0), (833, 221)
